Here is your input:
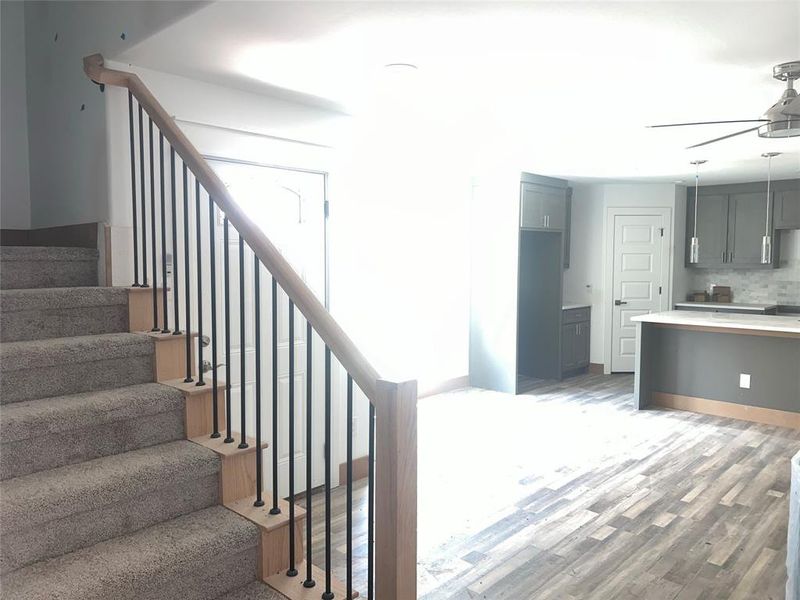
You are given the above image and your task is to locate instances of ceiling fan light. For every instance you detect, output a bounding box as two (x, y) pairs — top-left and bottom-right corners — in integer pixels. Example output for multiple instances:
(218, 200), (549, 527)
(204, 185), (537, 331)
(758, 118), (800, 138)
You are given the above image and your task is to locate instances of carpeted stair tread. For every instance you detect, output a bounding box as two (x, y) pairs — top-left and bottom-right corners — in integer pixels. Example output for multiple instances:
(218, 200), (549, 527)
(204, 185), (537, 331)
(0, 441), (221, 574)
(0, 332), (152, 371)
(217, 582), (286, 600)
(1, 441), (218, 529)
(0, 286), (128, 312)
(0, 333), (154, 403)
(1, 505), (260, 600)
(0, 287), (129, 341)
(0, 384), (185, 479)
(1, 246), (98, 290)
(0, 246), (99, 262)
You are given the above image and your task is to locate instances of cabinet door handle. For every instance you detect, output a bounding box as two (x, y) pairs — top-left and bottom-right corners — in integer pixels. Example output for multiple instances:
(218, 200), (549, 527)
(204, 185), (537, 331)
(721, 251), (725, 262)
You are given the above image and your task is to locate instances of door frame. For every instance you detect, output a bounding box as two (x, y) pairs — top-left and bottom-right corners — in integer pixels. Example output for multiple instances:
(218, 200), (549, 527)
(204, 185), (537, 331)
(203, 154), (331, 310)
(602, 206), (673, 374)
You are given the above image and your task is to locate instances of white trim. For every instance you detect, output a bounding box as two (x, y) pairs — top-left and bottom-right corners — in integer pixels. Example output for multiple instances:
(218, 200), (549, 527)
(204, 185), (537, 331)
(603, 206), (673, 374)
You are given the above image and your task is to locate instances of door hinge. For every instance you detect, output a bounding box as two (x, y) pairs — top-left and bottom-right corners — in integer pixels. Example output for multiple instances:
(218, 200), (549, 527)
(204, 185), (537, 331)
(659, 286), (662, 295)
(659, 227), (664, 237)
(324, 200), (330, 218)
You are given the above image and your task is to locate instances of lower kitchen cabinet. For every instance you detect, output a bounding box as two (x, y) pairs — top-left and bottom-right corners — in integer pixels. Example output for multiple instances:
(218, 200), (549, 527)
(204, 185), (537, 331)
(561, 307), (590, 378)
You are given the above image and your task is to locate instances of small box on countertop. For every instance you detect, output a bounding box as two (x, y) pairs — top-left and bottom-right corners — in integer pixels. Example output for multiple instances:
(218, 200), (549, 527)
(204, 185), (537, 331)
(686, 291), (709, 302)
(711, 285), (732, 303)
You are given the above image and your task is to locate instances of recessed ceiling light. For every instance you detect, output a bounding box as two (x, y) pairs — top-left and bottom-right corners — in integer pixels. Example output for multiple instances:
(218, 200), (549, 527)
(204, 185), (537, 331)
(384, 63), (418, 71)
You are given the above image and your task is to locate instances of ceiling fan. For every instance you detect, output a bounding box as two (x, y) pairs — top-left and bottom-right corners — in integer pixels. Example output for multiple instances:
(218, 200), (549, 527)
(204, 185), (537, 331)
(649, 60), (800, 149)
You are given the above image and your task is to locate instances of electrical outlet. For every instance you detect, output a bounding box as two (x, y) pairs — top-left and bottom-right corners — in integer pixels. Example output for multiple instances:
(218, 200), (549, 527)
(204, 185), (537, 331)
(739, 373), (751, 389)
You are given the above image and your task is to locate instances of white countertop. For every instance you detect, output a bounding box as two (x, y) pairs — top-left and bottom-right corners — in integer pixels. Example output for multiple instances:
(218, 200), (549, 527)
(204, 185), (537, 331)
(674, 302), (777, 311)
(632, 310), (800, 334)
(563, 303), (590, 311)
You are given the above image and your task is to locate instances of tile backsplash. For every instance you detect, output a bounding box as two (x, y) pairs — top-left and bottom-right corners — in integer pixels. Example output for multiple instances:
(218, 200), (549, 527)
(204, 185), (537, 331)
(690, 229), (800, 305)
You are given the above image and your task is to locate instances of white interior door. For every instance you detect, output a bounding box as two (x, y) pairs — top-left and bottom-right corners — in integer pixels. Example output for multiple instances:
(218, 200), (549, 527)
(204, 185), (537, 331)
(210, 159), (327, 496)
(611, 214), (666, 372)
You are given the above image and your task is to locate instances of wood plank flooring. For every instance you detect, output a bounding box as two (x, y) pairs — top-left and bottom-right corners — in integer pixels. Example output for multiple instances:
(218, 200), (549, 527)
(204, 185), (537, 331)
(299, 373), (799, 599)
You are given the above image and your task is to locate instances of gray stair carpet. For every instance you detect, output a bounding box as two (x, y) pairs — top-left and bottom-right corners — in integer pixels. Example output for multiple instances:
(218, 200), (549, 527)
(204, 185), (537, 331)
(217, 582), (286, 600)
(0, 441), (220, 574)
(1, 505), (260, 600)
(0, 246), (98, 290)
(0, 332), (154, 403)
(0, 286), (129, 342)
(0, 383), (184, 479)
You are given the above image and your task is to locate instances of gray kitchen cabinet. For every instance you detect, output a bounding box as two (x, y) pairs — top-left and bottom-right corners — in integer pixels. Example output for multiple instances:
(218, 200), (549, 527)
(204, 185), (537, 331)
(687, 192), (728, 267)
(685, 180), (800, 268)
(564, 187), (572, 269)
(561, 307), (590, 377)
(521, 182), (567, 231)
(775, 188), (800, 229)
(728, 191), (771, 266)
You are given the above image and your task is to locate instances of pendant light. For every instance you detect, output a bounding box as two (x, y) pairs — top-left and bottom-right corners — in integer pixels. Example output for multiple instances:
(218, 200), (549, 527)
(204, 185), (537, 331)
(760, 152), (780, 264)
(689, 159), (707, 264)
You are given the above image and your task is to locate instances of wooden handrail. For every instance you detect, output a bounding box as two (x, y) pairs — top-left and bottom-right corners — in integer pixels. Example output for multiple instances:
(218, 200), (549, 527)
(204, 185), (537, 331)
(84, 54), (381, 403)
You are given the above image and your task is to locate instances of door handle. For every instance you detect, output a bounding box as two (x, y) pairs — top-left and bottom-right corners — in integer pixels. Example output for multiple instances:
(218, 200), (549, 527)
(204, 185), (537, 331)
(614, 300), (627, 306)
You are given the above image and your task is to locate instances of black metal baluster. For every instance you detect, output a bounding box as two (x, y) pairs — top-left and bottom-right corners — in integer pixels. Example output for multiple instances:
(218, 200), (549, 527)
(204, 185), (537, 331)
(287, 299), (297, 577)
(138, 104), (148, 287)
(159, 133), (169, 333)
(269, 277), (281, 515)
(128, 92), (139, 287)
(346, 375), (353, 600)
(254, 257), (264, 505)
(238, 237), (248, 449)
(303, 320), (315, 589)
(223, 217), (234, 444)
(149, 118), (158, 330)
(183, 164), (193, 383)
(209, 197), (220, 438)
(323, 345), (333, 600)
(170, 148), (181, 335)
(195, 178), (205, 386)
(367, 401), (375, 600)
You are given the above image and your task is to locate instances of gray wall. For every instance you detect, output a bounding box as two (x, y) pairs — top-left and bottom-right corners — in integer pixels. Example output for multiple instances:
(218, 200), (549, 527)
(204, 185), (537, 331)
(689, 229), (800, 305)
(1, 1), (31, 229)
(14, 1), (205, 229)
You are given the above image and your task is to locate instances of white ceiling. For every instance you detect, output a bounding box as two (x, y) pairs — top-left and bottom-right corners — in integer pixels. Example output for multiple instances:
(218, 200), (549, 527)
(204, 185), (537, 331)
(118, 1), (800, 184)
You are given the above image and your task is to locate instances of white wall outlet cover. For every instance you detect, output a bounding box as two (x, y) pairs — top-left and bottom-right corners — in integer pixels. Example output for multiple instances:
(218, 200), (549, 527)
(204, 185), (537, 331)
(739, 373), (751, 389)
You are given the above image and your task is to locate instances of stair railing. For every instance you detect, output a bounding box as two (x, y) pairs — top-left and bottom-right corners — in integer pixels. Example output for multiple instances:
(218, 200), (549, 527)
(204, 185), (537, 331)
(84, 53), (416, 600)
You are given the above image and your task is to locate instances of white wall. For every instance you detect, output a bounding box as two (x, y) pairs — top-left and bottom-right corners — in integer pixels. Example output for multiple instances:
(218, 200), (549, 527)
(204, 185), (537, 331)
(1, 1), (31, 229)
(22, 1), (204, 229)
(562, 181), (687, 367)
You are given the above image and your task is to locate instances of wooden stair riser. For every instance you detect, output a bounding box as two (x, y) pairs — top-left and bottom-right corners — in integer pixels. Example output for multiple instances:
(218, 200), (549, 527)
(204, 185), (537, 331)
(151, 333), (196, 382)
(164, 379), (227, 439)
(128, 287), (164, 332)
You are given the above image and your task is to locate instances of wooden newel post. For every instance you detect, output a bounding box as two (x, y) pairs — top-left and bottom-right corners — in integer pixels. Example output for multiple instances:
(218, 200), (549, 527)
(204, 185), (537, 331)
(375, 378), (418, 600)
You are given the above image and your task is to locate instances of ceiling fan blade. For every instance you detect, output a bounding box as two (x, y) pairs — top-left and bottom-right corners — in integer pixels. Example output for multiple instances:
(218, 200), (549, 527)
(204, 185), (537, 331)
(686, 123), (780, 149)
(648, 119), (770, 128)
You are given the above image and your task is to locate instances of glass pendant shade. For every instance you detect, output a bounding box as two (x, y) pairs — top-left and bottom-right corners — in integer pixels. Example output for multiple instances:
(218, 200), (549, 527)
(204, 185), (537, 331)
(760, 152), (779, 265)
(689, 236), (700, 264)
(761, 235), (772, 264)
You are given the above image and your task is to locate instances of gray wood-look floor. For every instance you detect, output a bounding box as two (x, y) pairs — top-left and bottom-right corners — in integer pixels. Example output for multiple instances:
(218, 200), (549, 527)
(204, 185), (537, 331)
(299, 373), (799, 599)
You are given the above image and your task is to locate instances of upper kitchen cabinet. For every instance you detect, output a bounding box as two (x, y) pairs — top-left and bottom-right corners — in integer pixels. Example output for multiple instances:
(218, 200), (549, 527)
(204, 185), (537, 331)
(686, 179), (800, 268)
(520, 175), (568, 231)
(688, 192), (728, 267)
(520, 173), (572, 268)
(728, 191), (772, 266)
(775, 186), (800, 229)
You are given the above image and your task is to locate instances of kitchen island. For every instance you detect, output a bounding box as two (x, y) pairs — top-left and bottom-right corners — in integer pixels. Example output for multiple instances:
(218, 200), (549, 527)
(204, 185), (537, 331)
(632, 311), (800, 428)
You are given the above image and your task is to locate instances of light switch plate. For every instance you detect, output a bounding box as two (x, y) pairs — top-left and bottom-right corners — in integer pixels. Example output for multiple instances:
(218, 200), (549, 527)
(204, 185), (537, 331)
(739, 373), (751, 389)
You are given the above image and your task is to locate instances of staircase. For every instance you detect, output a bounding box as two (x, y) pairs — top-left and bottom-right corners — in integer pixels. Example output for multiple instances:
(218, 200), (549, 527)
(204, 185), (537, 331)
(0, 246), (282, 600)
